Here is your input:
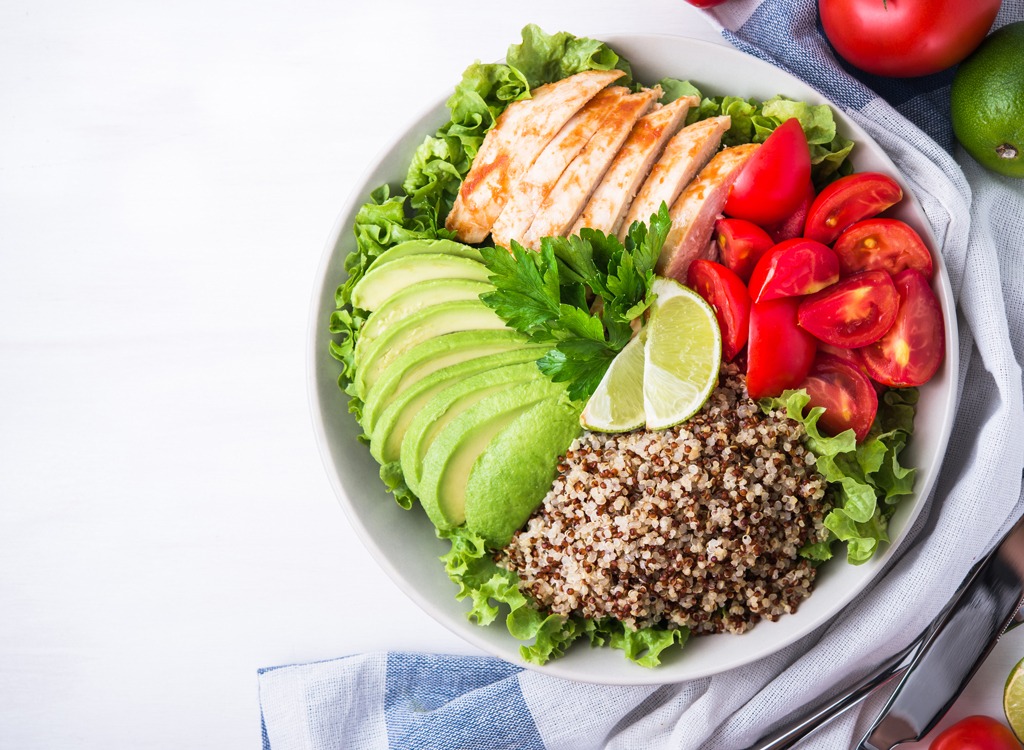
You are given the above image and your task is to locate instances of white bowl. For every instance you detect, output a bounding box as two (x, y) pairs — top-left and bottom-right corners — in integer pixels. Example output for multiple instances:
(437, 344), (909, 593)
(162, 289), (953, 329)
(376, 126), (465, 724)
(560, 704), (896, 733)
(308, 33), (958, 685)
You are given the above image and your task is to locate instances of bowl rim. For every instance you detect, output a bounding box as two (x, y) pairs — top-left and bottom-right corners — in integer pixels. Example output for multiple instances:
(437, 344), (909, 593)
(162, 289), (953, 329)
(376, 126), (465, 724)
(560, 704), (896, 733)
(307, 31), (959, 684)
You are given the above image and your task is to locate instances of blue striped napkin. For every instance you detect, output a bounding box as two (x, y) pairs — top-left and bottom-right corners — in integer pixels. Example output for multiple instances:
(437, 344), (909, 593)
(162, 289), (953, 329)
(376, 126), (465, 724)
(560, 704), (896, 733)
(260, 2), (1024, 747)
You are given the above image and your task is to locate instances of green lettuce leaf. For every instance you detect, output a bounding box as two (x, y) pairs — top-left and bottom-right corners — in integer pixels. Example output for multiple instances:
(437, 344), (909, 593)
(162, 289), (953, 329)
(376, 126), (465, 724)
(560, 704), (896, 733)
(657, 77), (702, 104)
(760, 388), (918, 564)
(689, 95), (855, 187)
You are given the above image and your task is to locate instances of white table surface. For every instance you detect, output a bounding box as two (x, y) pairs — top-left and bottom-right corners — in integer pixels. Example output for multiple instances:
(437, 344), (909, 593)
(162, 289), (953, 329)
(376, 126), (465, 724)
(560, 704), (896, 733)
(2, 1), (1021, 747)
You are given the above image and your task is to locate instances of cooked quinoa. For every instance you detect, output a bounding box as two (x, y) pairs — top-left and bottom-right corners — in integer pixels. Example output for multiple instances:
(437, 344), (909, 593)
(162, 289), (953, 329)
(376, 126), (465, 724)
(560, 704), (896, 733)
(499, 365), (832, 636)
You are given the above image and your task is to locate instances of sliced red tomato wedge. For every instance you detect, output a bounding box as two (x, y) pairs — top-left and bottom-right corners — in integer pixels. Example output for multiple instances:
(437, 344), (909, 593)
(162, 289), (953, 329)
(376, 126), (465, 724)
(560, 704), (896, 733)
(687, 259), (751, 362)
(748, 238), (840, 303)
(714, 218), (775, 282)
(860, 269), (945, 387)
(724, 118), (812, 227)
(800, 353), (878, 441)
(833, 218), (935, 278)
(765, 178), (815, 243)
(746, 297), (817, 399)
(797, 270), (899, 348)
(804, 172), (903, 245)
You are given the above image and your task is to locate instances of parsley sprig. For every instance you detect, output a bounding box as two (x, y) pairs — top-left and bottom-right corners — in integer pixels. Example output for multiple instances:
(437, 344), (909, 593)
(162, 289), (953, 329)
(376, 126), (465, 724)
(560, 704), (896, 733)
(478, 204), (671, 402)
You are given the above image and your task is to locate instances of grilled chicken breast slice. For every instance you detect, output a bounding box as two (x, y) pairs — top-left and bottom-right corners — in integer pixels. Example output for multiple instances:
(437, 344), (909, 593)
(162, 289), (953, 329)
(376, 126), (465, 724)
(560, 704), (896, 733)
(520, 88), (658, 249)
(571, 95), (697, 237)
(617, 115), (731, 241)
(444, 69), (625, 244)
(657, 143), (760, 281)
(490, 87), (630, 250)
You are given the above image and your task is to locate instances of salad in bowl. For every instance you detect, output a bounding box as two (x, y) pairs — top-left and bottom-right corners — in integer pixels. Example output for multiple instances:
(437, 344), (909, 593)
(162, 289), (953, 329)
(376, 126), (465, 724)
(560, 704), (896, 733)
(313, 26), (956, 681)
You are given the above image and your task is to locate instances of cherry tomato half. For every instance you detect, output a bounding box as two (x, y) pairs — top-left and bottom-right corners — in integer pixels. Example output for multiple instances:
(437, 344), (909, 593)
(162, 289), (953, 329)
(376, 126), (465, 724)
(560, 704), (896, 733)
(833, 218), (934, 279)
(797, 270), (899, 348)
(804, 172), (903, 246)
(746, 297), (817, 400)
(820, 0), (1001, 78)
(860, 269), (945, 387)
(929, 715), (1022, 750)
(724, 118), (811, 227)
(714, 218), (775, 282)
(748, 238), (840, 303)
(800, 353), (878, 441)
(687, 259), (751, 362)
(766, 178), (815, 244)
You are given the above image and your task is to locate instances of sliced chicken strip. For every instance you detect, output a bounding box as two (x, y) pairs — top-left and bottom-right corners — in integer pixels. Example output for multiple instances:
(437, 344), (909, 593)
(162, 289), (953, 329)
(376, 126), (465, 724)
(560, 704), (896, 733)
(657, 143), (760, 282)
(571, 95), (697, 237)
(617, 115), (731, 240)
(445, 69), (625, 244)
(490, 86), (630, 250)
(520, 88), (658, 250)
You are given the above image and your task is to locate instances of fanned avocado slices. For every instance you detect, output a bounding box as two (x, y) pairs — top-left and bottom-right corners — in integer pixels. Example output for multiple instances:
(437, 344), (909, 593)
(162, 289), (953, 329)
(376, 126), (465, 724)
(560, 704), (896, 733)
(369, 348), (544, 465)
(354, 300), (509, 397)
(360, 329), (531, 433)
(351, 254), (492, 312)
(416, 378), (567, 531)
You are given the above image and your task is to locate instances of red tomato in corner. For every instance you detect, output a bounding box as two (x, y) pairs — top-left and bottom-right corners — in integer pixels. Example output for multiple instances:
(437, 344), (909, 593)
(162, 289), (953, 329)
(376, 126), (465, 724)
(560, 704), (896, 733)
(714, 218), (775, 282)
(724, 118), (812, 227)
(929, 715), (1022, 750)
(804, 172), (903, 246)
(687, 260), (751, 362)
(860, 269), (945, 387)
(800, 353), (878, 441)
(748, 239), (840, 303)
(819, 0), (1001, 78)
(797, 270), (900, 348)
(833, 218), (934, 279)
(746, 297), (817, 400)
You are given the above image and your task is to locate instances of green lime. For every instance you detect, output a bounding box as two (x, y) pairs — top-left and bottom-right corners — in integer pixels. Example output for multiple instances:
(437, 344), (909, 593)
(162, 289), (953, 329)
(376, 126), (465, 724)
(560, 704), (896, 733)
(1004, 655), (1024, 742)
(642, 277), (721, 431)
(580, 328), (646, 433)
(951, 22), (1024, 178)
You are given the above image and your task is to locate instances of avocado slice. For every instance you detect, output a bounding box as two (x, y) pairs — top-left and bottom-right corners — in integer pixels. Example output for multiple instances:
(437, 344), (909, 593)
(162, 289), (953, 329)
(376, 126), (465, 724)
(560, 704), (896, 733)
(369, 348), (543, 465)
(366, 239), (484, 270)
(399, 362), (548, 494)
(354, 300), (508, 397)
(464, 397), (583, 546)
(416, 378), (566, 531)
(360, 329), (529, 433)
(356, 278), (494, 359)
(351, 254), (491, 312)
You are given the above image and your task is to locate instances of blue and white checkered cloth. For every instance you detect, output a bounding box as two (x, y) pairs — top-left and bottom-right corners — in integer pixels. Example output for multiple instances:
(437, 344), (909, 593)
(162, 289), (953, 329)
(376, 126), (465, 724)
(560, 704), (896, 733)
(260, 2), (1024, 747)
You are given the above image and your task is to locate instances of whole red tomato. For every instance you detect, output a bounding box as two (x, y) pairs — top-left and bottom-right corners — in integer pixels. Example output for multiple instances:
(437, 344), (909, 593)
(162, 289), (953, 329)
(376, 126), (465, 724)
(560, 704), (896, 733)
(930, 715), (1021, 750)
(819, 0), (1002, 78)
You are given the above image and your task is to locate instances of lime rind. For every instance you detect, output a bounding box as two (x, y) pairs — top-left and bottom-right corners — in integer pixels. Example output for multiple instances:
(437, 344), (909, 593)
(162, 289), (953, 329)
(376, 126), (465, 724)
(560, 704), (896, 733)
(642, 276), (722, 431)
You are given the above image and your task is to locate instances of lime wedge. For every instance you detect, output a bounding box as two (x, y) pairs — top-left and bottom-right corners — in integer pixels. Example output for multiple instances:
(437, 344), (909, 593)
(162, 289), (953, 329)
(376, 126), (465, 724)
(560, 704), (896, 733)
(1005, 656), (1024, 741)
(581, 328), (646, 433)
(643, 276), (721, 430)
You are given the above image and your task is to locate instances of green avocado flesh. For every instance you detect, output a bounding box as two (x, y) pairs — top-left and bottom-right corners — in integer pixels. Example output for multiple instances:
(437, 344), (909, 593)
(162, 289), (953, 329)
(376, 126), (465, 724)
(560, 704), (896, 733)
(464, 397), (583, 546)
(354, 300), (509, 397)
(365, 239), (484, 270)
(400, 362), (548, 494)
(356, 278), (495, 359)
(360, 329), (530, 433)
(416, 378), (567, 531)
(369, 348), (544, 464)
(350, 254), (491, 312)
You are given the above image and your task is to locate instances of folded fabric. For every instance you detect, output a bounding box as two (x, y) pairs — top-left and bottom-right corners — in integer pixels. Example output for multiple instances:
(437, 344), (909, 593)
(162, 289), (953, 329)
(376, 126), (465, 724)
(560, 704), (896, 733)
(260, 1), (1024, 747)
